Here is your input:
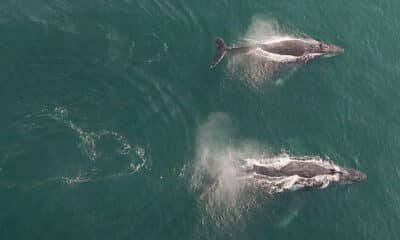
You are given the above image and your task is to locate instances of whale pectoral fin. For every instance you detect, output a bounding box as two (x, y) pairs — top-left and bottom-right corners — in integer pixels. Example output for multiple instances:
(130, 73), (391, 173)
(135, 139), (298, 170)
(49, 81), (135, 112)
(300, 53), (322, 63)
(253, 49), (298, 63)
(320, 180), (330, 189)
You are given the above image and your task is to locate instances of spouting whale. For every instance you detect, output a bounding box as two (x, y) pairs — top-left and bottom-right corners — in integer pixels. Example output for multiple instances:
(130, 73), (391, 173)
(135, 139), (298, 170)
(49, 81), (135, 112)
(210, 37), (344, 68)
(241, 157), (366, 193)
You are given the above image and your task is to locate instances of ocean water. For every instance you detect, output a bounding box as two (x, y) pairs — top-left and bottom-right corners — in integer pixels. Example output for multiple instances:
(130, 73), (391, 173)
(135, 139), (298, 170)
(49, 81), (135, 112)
(1, 1), (399, 239)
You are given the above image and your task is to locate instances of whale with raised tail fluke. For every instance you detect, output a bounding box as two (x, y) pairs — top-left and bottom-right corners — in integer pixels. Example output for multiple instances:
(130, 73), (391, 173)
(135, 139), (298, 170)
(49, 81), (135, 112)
(210, 37), (344, 68)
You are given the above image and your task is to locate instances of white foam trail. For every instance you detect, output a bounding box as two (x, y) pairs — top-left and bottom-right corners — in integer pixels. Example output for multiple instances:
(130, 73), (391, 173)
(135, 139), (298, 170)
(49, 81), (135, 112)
(51, 107), (148, 167)
(0, 106), (153, 189)
(48, 169), (141, 185)
(47, 106), (150, 183)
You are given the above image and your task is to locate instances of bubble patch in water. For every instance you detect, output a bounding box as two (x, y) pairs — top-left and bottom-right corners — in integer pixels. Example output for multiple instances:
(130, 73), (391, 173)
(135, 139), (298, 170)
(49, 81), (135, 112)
(44, 106), (150, 184)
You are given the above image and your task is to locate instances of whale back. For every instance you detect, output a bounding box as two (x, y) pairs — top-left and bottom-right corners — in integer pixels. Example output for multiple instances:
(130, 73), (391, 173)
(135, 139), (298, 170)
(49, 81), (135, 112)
(279, 161), (335, 178)
(258, 39), (316, 56)
(253, 161), (335, 178)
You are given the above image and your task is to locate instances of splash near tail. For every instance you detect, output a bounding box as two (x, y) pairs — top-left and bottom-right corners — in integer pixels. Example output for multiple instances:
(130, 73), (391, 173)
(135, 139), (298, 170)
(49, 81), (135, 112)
(210, 38), (228, 68)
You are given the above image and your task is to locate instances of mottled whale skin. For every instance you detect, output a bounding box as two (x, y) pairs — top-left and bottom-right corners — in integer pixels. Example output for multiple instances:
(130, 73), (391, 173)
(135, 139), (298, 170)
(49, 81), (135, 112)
(243, 158), (366, 192)
(251, 161), (365, 182)
(210, 37), (344, 68)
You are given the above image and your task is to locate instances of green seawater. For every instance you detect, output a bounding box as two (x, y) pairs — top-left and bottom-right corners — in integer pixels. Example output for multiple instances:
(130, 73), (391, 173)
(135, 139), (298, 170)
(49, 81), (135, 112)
(1, 1), (399, 239)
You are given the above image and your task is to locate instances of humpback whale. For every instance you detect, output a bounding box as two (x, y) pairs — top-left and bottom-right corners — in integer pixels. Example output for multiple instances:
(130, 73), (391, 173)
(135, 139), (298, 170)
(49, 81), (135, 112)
(242, 157), (366, 192)
(210, 37), (344, 68)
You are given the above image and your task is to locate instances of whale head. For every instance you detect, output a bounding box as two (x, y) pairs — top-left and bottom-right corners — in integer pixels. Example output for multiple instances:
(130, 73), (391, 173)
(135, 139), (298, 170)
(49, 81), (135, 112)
(337, 167), (367, 184)
(310, 42), (344, 56)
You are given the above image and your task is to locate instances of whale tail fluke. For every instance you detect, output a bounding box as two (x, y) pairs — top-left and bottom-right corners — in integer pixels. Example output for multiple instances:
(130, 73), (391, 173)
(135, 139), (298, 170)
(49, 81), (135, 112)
(210, 38), (228, 68)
